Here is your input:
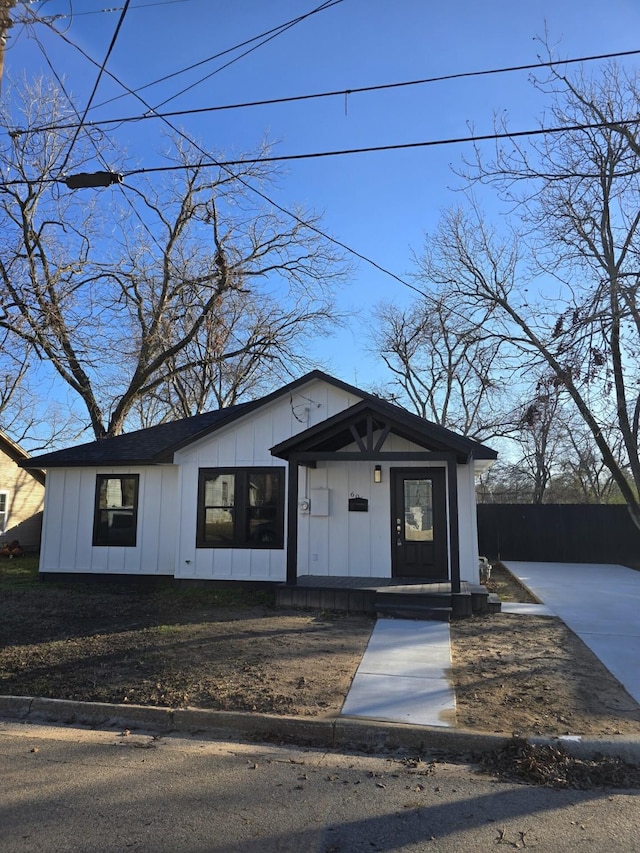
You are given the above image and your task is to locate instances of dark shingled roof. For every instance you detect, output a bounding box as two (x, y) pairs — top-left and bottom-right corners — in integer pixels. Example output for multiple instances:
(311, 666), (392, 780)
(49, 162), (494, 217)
(20, 404), (253, 468)
(20, 371), (339, 469)
(20, 370), (497, 469)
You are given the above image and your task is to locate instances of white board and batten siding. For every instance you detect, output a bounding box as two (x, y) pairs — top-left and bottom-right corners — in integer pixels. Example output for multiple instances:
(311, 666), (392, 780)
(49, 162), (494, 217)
(297, 432), (481, 584)
(37, 376), (483, 584)
(173, 379), (364, 582)
(39, 466), (178, 575)
(457, 461), (481, 584)
(299, 460), (391, 578)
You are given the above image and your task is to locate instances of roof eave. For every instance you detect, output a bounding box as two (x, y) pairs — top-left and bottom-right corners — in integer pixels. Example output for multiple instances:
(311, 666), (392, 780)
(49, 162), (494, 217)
(271, 398), (498, 462)
(2, 433), (46, 483)
(21, 371), (360, 469)
(19, 455), (172, 470)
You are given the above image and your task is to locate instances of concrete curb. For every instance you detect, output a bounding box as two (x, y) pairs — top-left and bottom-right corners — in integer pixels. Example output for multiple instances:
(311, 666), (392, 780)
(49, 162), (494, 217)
(2, 695), (640, 763)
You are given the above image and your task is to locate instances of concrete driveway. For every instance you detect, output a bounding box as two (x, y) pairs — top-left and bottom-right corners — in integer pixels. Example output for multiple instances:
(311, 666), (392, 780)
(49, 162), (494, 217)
(504, 561), (640, 705)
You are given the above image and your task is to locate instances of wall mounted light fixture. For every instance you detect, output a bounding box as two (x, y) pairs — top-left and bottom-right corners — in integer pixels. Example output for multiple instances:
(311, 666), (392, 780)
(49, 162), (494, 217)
(374, 464), (382, 484)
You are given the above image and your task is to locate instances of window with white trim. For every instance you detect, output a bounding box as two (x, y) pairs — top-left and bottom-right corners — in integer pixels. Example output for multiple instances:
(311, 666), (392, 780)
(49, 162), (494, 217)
(0, 491), (7, 535)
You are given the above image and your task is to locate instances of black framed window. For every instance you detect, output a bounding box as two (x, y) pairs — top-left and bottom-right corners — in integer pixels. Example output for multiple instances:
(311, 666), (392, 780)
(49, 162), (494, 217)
(93, 475), (139, 547)
(197, 468), (284, 549)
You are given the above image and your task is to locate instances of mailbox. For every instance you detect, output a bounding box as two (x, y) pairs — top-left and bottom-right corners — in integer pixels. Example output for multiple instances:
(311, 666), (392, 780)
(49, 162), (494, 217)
(348, 497), (368, 512)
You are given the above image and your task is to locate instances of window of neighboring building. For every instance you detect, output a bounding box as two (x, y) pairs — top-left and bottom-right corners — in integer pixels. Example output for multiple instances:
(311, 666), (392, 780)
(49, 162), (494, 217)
(93, 475), (139, 547)
(197, 468), (285, 549)
(0, 491), (7, 535)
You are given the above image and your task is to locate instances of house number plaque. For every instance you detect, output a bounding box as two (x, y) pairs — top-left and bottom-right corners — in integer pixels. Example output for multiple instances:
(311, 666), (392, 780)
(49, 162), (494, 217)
(348, 495), (368, 512)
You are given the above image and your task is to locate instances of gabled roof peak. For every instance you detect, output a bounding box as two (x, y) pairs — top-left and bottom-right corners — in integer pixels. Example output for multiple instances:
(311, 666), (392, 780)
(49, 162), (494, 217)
(19, 371), (356, 469)
(271, 396), (497, 462)
(20, 371), (496, 469)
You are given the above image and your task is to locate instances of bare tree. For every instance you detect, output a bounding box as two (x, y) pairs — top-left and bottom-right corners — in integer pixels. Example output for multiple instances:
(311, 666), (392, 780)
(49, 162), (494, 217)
(418, 201), (640, 523)
(505, 376), (565, 504)
(0, 333), (28, 418)
(550, 420), (626, 504)
(478, 407), (627, 505)
(130, 288), (343, 425)
(0, 79), (348, 438)
(369, 292), (507, 440)
(425, 60), (640, 527)
(0, 332), (83, 451)
(494, 377), (621, 505)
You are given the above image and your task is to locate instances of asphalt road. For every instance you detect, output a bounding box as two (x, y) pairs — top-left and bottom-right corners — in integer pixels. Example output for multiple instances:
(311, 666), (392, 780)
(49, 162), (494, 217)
(1, 721), (639, 852)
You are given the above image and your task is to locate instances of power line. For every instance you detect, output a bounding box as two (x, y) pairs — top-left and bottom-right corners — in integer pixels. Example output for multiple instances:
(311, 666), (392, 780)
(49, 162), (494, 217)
(57, 0), (132, 176)
(26, 19), (168, 255)
(118, 117), (640, 175)
(12, 5), (414, 292)
(7, 21), (639, 189)
(8, 116), (640, 186)
(146, 0), (344, 114)
(20, 0), (190, 20)
(13, 45), (640, 138)
(89, 0), (344, 114)
(17, 12), (640, 297)
(21, 1), (342, 119)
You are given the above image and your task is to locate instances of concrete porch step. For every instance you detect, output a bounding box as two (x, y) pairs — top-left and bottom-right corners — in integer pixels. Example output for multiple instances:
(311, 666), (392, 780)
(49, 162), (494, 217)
(468, 584), (502, 615)
(275, 577), (502, 618)
(487, 592), (502, 613)
(374, 591), (453, 609)
(374, 586), (453, 621)
(374, 603), (452, 621)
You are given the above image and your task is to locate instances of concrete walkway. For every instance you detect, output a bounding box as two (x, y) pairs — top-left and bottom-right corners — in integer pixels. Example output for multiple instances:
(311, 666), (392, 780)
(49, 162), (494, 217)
(340, 618), (456, 727)
(341, 561), (640, 728)
(340, 599), (559, 728)
(4, 564), (640, 758)
(504, 561), (640, 705)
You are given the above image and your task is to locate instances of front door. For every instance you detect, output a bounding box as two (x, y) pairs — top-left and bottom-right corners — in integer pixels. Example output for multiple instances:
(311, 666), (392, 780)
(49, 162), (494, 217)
(390, 468), (448, 579)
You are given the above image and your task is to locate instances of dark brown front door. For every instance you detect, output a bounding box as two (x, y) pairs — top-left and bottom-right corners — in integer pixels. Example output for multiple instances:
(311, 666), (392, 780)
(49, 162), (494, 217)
(390, 468), (448, 579)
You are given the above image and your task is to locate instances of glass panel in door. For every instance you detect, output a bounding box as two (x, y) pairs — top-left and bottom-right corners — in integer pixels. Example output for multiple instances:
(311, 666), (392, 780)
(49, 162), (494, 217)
(403, 478), (433, 542)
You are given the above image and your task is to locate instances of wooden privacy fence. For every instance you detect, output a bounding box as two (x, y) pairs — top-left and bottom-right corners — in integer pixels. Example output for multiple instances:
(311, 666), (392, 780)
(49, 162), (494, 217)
(477, 504), (640, 569)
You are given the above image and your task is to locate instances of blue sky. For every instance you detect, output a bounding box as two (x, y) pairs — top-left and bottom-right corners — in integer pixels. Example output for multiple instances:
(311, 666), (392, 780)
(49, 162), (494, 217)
(6, 0), (640, 389)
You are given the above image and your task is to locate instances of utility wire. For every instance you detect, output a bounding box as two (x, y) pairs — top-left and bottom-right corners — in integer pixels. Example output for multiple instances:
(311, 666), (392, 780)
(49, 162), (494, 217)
(17, 12), (639, 295)
(88, 0), (343, 113)
(14, 6), (414, 293)
(6, 114), (639, 200)
(27, 21), (168, 255)
(15, 6), (413, 296)
(8, 15), (640, 240)
(148, 0), (343, 114)
(56, 0), (131, 176)
(117, 117), (640, 174)
(14, 45), (640, 138)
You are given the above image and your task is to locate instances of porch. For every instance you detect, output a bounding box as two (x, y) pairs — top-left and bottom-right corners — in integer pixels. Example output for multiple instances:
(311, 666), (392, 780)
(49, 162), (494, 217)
(276, 576), (501, 620)
(270, 399), (497, 596)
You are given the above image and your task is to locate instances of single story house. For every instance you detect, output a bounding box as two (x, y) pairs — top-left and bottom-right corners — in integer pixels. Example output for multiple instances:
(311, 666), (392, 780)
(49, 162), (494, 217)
(20, 372), (496, 590)
(0, 430), (46, 551)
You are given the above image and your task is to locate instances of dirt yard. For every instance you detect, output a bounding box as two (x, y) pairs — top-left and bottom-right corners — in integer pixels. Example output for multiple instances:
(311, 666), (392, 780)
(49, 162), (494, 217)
(450, 614), (640, 736)
(1, 561), (639, 737)
(450, 565), (640, 737)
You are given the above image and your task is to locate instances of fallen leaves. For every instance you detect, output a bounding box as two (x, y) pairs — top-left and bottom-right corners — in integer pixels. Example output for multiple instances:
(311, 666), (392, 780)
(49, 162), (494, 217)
(479, 739), (640, 789)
